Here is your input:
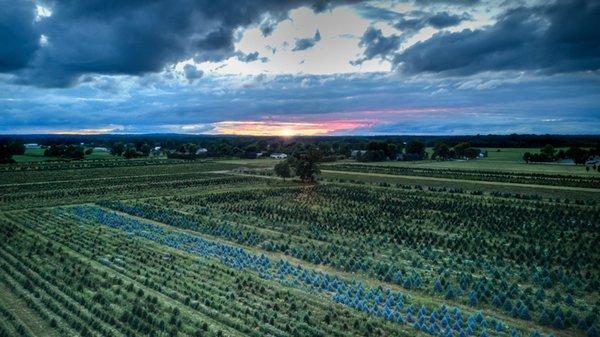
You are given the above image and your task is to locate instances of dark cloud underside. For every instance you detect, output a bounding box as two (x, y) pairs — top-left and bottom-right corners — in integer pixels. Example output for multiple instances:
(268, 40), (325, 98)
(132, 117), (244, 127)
(1, 0), (359, 87)
(395, 0), (600, 75)
(0, 1), (39, 72)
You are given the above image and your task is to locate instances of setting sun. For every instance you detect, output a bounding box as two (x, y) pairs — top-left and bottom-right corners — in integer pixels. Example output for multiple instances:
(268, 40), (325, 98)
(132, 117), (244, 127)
(280, 127), (294, 137)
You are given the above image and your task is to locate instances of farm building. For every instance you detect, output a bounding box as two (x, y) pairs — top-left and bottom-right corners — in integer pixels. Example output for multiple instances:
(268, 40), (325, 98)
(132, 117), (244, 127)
(93, 147), (109, 152)
(24, 143), (40, 149)
(195, 148), (208, 155)
(270, 153), (288, 159)
(350, 150), (367, 158)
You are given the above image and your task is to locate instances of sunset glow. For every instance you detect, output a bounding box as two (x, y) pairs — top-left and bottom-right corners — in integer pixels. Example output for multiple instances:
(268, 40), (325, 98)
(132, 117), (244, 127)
(212, 120), (376, 136)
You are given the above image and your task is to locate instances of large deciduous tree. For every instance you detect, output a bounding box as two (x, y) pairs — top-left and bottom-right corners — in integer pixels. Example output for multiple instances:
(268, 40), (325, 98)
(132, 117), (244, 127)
(274, 161), (292, 181)
(291, 147), (322, 183)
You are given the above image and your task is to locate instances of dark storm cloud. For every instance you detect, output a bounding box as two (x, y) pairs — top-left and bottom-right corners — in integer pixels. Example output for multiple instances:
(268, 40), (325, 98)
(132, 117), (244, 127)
(351, 27), (401, 65)
(1, 0), (359, 87)
(0, 0), (39, 72)
(292, 30), (322, 51)
(395, 0), (600, 75)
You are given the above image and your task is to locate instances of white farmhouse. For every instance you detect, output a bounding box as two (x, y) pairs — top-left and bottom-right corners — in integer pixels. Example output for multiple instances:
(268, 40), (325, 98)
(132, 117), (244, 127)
(270, 153), (288, 159)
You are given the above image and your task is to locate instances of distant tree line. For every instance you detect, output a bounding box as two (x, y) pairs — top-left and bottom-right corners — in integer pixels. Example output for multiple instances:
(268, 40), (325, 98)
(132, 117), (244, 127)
(353, 140), (430, 162)
(110, 142), (153, 159)
(431, 142), (486, 161)
(0, 141), (25, 163)
(44, 144), (87, 160)
(3, 133), (598, 149)
(1, 134), (599, 164)
(523, 145), (600, 164)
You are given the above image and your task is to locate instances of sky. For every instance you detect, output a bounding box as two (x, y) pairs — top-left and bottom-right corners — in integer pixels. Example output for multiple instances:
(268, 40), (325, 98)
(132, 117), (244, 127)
(0, 0), (599, 136)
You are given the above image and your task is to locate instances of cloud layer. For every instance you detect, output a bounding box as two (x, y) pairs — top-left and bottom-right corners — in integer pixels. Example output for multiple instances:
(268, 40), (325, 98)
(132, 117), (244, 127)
(0, 0), (598, 135)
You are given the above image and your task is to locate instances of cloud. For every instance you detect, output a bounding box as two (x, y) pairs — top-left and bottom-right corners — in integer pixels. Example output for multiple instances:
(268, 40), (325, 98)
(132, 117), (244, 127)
(292, 30), (322, 51)
(1, 0), (359, 87)
(354, 5), (401, 21)
(0, 0), (39, 72)
(394, 0), (600, 75)
(259, 12), (289, 36)
(352, 9), (470, 66)
(351, 27), (401, 65)
(183, 64), (204, 82)
(426, 11), (470, 29)
(414, 0), (480, 6)
(394, 11), (470, 31)
(236, 51), (268, 63)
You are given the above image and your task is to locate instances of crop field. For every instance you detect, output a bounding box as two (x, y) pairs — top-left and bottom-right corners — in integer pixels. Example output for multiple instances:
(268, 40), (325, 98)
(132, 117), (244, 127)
(324, 164), (599, 188)
(0, 159), (598, 337)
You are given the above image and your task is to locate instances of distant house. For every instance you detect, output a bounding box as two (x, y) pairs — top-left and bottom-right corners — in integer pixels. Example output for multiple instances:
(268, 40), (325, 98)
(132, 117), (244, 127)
(270, 153), (288, 159)
(195, 148), (208, 155)
(24, 143), (40, 149)
(350, 150), (367, 159)
(154, 146), (161, 151)
(93, 147), (109, 152)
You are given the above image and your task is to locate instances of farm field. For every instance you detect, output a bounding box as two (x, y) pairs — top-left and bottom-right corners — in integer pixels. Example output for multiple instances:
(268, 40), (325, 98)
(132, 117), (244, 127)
(12, 148), (116, 162)
(332, 148), (586, 176)
(0, 158), (598, 337)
